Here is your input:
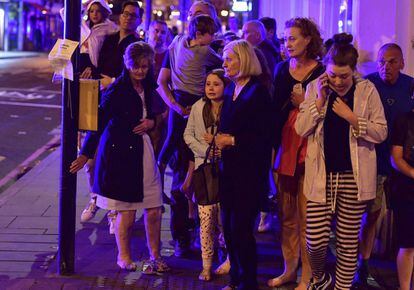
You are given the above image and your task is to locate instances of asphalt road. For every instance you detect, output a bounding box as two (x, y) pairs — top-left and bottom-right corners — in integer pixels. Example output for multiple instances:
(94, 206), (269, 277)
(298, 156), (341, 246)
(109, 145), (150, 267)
(0, 54), (62, 191)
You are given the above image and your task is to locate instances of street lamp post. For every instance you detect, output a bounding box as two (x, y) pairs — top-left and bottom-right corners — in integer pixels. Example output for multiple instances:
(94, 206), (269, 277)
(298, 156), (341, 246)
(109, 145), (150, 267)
(58, 0), (80, 276)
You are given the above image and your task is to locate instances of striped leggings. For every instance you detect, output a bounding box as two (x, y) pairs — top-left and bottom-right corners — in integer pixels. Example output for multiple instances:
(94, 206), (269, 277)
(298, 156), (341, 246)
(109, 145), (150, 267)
(306, 171), (367, 289)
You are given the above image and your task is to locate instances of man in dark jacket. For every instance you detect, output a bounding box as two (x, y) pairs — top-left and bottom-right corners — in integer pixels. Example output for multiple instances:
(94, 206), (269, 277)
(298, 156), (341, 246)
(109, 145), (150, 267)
(242, 20), (282, 77)
(97, 1), (142, 89)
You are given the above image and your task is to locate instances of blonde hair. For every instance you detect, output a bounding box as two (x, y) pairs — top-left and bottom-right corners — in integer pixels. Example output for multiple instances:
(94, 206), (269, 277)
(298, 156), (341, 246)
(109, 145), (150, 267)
(223, 39), (262, 78)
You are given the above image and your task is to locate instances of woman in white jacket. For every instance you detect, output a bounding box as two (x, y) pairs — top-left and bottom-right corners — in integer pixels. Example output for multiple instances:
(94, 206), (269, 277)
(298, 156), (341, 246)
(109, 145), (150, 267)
(295, 33), (387, 290)
(184, 69), (230, 281)
(79, 0), (118, 79)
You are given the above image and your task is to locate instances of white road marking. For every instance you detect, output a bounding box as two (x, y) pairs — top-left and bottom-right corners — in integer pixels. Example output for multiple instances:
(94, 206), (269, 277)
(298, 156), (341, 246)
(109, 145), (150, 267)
(0, 90), (56, 100)
(44, 117), (52, 120)
(10, 114), (19, 118)
(18, 131), (27, 135)
(0, 101), (61, 109)
(0, 87), (60, 94)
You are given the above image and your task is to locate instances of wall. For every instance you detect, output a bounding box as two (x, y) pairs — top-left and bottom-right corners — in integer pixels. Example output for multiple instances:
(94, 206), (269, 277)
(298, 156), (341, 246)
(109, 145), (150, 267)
(259, 0), (414, 76)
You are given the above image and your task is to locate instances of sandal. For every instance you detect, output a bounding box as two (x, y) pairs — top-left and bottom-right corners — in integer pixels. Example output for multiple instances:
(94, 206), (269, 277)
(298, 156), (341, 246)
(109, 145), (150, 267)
(267, 273), (297, 287)
(142, 258), (170, 275)
(117, 260), (137, 271)
(215, 258), (230, 275)
(198, 268), (212, 281)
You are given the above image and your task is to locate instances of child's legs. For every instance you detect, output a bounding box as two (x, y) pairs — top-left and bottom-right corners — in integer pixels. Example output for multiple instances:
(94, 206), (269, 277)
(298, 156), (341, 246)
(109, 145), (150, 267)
(198, 203), (219, 269)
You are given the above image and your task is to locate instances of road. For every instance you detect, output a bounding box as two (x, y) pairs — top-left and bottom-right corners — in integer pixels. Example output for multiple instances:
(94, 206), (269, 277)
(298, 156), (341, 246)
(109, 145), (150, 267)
(0, 54), (62, 191)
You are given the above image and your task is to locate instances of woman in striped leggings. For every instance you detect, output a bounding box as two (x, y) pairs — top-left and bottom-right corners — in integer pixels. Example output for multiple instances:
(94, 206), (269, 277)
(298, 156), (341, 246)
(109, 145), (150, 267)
(295, 33), (387, 289)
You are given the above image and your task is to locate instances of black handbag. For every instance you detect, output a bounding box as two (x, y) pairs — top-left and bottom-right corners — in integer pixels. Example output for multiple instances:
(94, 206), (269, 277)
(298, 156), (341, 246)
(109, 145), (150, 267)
(193, 128), (220, 206)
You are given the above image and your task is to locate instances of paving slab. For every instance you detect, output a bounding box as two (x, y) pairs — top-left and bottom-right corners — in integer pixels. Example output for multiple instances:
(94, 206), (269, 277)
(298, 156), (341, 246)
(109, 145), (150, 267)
(0, 148), (399, 289)
(0, 233), (57, 243)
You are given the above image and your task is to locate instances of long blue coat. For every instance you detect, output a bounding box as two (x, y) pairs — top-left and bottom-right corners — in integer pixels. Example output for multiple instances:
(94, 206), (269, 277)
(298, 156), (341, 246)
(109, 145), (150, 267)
(218, 77), (273, 209)
(80, 69), (157, 202)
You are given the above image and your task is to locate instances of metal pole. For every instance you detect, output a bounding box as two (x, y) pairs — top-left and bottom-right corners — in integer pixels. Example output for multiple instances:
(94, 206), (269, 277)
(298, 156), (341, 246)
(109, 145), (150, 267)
(144, 0), (152, 31)
(179, 0), (187, 32)
(58, 0), (80, 276)
(250, 0), (259, 20)
(17, 0), (24, 50)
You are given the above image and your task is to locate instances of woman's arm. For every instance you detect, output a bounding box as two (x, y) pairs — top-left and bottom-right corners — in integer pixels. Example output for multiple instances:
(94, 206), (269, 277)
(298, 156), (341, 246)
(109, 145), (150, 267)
(350, 84), (387, 143)
(391, 145), (414, 179)
(295, 81), (326, 137)
(183, 103), (209, 157)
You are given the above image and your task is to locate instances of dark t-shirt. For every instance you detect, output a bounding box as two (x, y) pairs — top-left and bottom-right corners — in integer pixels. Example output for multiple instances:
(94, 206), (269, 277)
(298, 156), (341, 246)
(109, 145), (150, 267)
(97, 32), (141, 78)
(324, 85), (355, 173)
(390, 111), (414, 203)
(365, 72), (414, 175)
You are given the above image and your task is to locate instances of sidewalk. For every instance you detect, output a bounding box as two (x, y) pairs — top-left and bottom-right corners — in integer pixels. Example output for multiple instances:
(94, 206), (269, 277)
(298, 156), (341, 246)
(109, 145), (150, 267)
(0, 147), (398, 289)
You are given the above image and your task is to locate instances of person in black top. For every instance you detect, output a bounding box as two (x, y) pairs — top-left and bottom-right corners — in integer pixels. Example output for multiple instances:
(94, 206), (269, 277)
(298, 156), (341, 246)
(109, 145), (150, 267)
(268, 17), (324, 290)
(390, 112), (414, 290)
(242, 20), (282, 77)
(216, 39), (273, 290)
(259, 17), (281, 53)
(70, 42), (170, 274)
(98, 1), (142, 90)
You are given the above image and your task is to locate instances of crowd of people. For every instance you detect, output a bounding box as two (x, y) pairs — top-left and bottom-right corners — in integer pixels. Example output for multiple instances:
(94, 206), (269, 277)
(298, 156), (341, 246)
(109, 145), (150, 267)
(67, 1), (414, 289)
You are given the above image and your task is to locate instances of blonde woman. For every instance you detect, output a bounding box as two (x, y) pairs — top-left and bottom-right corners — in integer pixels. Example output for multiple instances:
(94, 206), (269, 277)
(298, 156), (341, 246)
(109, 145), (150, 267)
(216, 39), (273, 290)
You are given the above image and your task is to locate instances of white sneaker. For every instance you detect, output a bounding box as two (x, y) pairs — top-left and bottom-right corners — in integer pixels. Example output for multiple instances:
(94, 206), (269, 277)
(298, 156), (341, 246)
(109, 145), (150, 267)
(80, 197), (99, 222)
(107, 210), (117, 235)
(257, 212), (272, 232)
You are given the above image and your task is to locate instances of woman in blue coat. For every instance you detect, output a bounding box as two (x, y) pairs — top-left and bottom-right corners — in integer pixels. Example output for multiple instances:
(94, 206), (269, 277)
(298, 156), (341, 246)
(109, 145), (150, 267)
(70, 42), (169, 273)
(215, 39), (273, 290)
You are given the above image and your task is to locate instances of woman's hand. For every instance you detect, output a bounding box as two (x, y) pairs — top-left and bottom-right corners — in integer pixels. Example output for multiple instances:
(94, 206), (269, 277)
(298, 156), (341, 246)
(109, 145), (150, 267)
(80, 67), (92, 79)
(69, 155), (88, 173)
(100, 74), (113, 90)
(133, 118), (155, 135)
(171, 102), (191, 117)
(290, 90), (305, 108)
(208, 147), (221, 159)
(316, 73), (329, 111)
(203, 132), (214, 144)
(332, 98), (358, 127)
(215, 133), (233, 150)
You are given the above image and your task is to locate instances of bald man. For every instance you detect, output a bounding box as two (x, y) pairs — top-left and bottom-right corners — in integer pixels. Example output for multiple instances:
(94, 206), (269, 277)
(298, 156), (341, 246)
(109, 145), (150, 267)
(353, 43), (414, 288)
(242, 20), (281, 77)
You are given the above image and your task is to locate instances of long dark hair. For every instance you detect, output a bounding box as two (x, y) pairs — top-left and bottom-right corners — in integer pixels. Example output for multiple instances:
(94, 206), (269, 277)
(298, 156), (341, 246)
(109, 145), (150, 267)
(202, 69), (229, 129)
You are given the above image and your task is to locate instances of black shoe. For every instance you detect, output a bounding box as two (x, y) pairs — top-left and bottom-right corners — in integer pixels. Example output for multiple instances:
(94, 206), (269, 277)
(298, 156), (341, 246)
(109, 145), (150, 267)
(352, 262), (369, 288)
(307, 273), (332, 290)
(162, 192), (172, 205)
(174, 241), (190, 258)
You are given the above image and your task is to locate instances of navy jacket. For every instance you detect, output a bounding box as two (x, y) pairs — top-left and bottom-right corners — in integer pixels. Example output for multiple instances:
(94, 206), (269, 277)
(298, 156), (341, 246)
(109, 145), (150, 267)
(219, 77), (273, 208)
(80, 69), (157, 202)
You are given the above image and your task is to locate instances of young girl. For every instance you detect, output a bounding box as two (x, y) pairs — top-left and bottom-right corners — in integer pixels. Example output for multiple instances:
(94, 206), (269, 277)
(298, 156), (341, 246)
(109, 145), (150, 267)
(184, 69), (230, 281)
(295, 33), (387, 289)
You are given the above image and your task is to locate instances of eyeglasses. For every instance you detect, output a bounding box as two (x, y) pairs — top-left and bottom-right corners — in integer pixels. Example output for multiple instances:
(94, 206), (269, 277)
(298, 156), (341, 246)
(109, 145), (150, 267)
(378, 59), (401, 66)
(121, 11), (139, 19)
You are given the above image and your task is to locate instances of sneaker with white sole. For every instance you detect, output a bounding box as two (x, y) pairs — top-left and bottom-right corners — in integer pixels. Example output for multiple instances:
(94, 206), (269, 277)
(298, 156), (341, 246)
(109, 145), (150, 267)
(307, 273), (332, 290)
(107, 210), (117, 235)
(80, 197), (100, 222)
